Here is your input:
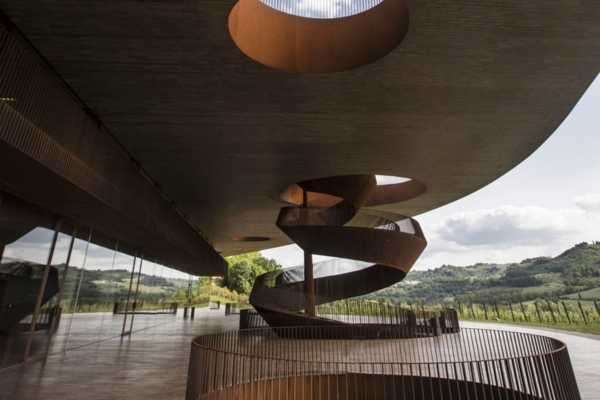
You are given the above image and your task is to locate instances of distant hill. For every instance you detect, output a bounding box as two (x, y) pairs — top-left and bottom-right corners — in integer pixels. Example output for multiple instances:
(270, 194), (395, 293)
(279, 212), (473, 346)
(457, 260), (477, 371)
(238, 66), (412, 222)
(55, 265), (189, 304)
(7, 241), (600, 306)
(361, 242), (600, 303)
(0, 261), (188, 305)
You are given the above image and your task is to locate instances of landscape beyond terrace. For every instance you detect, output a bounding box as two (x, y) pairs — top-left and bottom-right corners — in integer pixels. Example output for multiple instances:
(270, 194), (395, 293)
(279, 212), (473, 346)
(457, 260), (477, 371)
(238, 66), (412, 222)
(365, 241), (600, 303)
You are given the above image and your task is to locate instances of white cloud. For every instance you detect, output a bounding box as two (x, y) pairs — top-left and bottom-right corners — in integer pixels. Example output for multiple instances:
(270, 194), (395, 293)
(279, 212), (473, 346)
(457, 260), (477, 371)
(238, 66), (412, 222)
(411, 202), (599, 270)
(575, 194), (600, 213)
(263, 202), (598, 271)
(435, 206), (574, 247)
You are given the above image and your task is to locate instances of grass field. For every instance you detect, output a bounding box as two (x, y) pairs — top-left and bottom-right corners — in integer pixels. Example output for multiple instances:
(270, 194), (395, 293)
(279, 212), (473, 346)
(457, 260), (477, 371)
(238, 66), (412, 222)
(460, 316), (600, 335)
(454, 300), (600, 335)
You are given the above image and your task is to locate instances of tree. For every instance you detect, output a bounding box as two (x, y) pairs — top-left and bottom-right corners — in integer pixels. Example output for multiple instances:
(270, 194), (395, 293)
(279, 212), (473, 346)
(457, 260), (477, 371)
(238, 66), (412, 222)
(222, 252), (282, 295)
(227, 261), (254, 294)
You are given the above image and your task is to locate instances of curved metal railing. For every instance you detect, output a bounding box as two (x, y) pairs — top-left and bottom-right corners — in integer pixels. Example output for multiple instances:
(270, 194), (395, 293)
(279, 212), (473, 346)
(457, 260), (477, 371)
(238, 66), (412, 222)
(240, 303), (461, 338)
(186, 326), (580, 400)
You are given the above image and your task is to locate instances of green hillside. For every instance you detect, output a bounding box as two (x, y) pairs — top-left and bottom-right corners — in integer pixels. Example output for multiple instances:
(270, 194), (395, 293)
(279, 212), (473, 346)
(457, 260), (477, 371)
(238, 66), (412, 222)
(365, 242), (600, 304)
(55, 266), (188, 307)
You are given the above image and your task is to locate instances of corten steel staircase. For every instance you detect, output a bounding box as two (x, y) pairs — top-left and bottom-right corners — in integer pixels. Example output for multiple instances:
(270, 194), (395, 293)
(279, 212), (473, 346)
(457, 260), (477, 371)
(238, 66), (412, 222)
(250, 175), (427, 327)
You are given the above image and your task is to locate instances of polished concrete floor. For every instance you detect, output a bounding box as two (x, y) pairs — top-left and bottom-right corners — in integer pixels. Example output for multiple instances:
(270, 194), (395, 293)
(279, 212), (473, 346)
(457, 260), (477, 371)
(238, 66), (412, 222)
(1, 311), (164, 369)
(0, 308), (238, 400)
(0, 313), (597, 400)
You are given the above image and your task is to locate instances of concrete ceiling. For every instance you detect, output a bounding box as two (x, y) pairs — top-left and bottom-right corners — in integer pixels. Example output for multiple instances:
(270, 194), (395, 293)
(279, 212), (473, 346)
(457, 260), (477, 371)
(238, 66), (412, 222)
(1, 0), (599, 256)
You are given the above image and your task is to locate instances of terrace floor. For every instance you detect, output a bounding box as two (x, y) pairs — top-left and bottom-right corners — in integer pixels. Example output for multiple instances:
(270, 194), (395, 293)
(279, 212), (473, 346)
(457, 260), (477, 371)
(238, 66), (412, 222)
(0, 308), (238, 400)
(0, 311), (598, 400)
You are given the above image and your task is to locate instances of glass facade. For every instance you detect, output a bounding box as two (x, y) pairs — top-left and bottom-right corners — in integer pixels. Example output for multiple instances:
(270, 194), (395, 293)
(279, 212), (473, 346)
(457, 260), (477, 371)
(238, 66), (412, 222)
(0, 197), (195, 369)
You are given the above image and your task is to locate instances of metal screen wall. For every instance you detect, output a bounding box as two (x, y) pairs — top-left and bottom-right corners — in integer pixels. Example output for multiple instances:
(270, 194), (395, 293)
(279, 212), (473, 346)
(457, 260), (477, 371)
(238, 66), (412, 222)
(187, 326), (580, 400)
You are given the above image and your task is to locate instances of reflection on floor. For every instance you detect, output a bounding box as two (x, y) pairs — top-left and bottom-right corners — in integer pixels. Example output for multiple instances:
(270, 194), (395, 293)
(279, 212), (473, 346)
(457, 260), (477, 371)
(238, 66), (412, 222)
(1, 310), (159, 369)
(0, 308), (237, 400)
(0, 313), (597, 400)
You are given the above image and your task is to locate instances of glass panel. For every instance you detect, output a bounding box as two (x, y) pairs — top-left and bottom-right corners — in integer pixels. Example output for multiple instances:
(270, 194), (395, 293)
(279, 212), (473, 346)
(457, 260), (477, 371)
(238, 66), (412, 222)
(89, 243), (126, 340)
(32, 230), (74, 355)
(119, 253), (139, 336)
(121, 261), (194, 332)
(56, 239), (127, 346)
(56, 231), (92, 351)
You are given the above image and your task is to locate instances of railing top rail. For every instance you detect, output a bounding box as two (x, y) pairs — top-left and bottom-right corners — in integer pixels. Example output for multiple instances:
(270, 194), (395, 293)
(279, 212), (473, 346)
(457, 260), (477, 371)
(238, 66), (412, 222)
(191, 326), (567, 365)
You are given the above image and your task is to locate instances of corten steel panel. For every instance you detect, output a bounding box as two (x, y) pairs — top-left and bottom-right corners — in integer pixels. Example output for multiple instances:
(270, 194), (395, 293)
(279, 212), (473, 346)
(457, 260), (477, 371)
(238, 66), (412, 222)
(0, 1), (599, 256)
(0, 21), (226, 276)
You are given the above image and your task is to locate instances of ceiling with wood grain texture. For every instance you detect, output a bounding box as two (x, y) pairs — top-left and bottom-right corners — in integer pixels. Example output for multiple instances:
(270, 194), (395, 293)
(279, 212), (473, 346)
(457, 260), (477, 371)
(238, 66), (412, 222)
(1, 0), (599, 256)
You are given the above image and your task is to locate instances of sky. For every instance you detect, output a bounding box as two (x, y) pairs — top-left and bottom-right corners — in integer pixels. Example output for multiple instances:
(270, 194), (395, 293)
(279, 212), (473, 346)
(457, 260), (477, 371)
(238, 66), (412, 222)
(1, 228), (190, 279)
(262, 74), (600, 270)
(261, 0), (383, 19)
(2, 76), (599, 278)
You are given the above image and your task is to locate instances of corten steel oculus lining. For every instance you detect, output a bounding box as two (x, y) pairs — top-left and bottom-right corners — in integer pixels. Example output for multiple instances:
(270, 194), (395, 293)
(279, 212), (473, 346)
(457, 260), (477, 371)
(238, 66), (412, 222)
(0, 1), (599, 258)
(228, 0), (409, 72)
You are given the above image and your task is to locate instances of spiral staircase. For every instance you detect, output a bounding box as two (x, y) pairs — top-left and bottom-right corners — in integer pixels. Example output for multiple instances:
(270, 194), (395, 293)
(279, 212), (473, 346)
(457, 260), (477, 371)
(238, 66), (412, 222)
(250, 175), (427, 327)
